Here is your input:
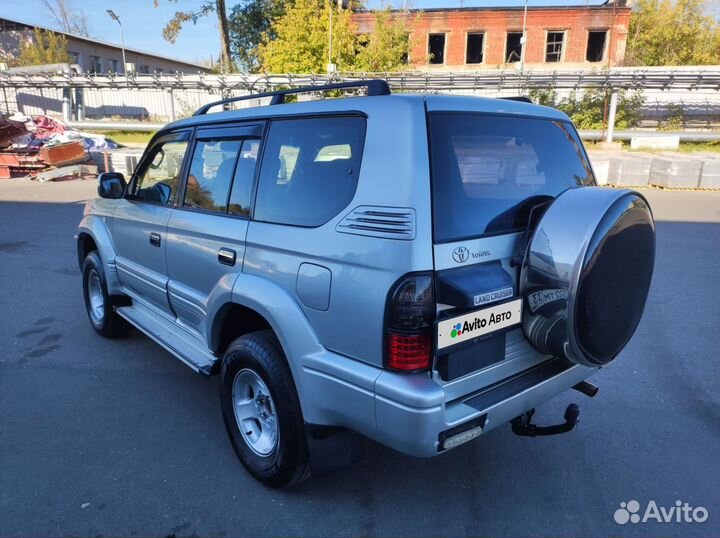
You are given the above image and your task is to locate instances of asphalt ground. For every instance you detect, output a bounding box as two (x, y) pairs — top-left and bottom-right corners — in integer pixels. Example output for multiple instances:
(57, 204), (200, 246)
(1, 179), (719, 538)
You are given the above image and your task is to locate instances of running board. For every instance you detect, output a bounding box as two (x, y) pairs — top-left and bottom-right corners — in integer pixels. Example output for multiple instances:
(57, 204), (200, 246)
(115, 303), (217, 375)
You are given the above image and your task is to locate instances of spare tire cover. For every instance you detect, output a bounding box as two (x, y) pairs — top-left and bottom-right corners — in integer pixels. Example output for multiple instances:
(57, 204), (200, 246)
(520, 187), (655, 367)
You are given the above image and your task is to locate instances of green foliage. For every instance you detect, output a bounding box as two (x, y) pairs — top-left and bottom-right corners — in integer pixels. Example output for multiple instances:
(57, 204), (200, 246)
(257, 0), (411, 73)
(258, 0), (357, 73)
(557, 89), (644, 129)
(627, 0), (720, 65)
(658, 103), (685, 131)
(527, 88), (557, 107)
(156, 0), (215, 43)
(228, 0), (288, 71)
(14, 28), (69, 67)
(354, 8), (410, 72)
(155, 0), (234, 72)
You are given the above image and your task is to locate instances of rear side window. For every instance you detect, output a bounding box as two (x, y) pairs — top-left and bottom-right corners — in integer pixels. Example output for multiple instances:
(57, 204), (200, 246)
(254, 117), (366, 227)
(429, 113), (593, 243)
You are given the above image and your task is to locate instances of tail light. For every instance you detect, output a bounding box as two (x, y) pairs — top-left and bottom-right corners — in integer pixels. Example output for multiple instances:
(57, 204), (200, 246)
(384, 273), (435, 372)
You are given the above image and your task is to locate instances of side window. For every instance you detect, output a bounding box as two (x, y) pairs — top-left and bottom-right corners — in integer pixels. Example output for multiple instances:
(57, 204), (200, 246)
(184, 139), (242, 212)
(228, 140), (259, 217)
(254, 117), (366, 227)
(133, 139), (189, 205)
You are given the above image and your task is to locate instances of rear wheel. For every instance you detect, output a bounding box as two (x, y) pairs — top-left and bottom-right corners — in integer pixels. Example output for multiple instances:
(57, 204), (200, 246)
(220, 330), (309, 488)
(82, 251), (131, 338)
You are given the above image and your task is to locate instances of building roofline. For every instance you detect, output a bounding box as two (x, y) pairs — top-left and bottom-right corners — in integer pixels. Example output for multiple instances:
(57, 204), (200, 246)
(356, 3), (629, 14)
(0, 16), (210, 70)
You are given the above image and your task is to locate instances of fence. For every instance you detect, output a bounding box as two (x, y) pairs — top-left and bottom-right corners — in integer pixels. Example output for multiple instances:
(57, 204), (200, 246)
(1, 66), (719, 129)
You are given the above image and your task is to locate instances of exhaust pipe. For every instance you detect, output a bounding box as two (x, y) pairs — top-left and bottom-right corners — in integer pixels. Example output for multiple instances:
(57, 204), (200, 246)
(573, 380), (599, 398)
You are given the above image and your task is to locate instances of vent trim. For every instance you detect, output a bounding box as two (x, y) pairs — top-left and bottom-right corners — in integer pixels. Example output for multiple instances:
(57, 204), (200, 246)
(336, 206), (416, 240)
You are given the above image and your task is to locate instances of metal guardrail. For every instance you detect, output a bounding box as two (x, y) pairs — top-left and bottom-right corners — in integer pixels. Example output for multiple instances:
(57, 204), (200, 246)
(2, 66), (720, 91)
(66, 119), (720, 143)
(4, 67), (716, 144)
(579, 130), (720, 142)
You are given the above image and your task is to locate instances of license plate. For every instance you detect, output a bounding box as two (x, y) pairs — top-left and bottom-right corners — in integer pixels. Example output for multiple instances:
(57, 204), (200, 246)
(437, 298), (523, 350)
(528, 288), (568, 313)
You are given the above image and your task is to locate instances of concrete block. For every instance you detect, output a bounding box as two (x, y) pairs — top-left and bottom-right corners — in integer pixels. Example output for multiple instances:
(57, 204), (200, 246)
(596, 141), (623, 151)
(630, 135), (680, 151)
(650, 157), (702, 189)
(607, 155), (651, 187)
(699, 157), (720, 190)
(590, 158), (610, 185)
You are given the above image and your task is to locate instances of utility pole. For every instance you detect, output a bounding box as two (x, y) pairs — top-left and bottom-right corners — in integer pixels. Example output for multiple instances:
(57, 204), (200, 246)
(327, 2), (335, 73)
(106, 10), (127, 74)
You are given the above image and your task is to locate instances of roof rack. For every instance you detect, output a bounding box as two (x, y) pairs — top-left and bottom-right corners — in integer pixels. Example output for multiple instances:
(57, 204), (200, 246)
(193, 79), (392, 116)
(501, 96), (533, 103)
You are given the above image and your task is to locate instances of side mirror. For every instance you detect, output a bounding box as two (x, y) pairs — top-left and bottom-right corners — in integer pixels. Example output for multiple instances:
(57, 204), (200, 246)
(98, 172), (126, 199)
(155, 182), (172, 205)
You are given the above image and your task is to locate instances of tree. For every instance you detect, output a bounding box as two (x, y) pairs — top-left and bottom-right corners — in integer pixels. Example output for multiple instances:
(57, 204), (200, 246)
(354, 8), (410, 72)
(626, 0), (720, 65)
(155, 0), (234, 72)
(257, 0), (411, 73)
(258, 0), (358, 73)
(228, 0), (289, 71)
(14, 28), (70, 67)
(40, 0), (89, 37)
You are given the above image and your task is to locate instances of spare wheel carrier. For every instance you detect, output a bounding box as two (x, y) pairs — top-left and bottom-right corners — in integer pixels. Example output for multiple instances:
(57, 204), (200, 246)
(520, 187), (655, 367)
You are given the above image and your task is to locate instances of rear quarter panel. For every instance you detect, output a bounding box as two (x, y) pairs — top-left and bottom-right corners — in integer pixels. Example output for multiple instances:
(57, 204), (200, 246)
(241, 96), (433, 367)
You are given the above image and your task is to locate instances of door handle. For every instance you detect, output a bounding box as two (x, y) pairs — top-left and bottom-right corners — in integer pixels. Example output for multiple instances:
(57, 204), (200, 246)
(218, 248), (236, 266)
(149, 232), (161, 247)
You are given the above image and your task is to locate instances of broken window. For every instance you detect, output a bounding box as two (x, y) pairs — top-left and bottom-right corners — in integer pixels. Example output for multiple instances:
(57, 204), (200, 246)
(89, 55), (102, 73)
(586, 30), (607, 62)
(428, 33), (446, 65)
(505, 32), (523, 63)
(466, 33), (484, 64)
(545, 31), (565, 62)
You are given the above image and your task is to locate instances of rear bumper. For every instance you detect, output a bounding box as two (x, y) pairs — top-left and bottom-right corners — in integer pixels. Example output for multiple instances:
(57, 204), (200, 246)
(299, 351), (598, 458)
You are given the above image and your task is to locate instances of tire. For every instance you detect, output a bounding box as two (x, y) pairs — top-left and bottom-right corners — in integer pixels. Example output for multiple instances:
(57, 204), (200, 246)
(82, 251), (131, 338)
(220, 330), (309, 488)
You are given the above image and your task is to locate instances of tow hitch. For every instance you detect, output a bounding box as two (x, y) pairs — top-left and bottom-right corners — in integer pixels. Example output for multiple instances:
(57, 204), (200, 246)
(511, 404), (580, 437)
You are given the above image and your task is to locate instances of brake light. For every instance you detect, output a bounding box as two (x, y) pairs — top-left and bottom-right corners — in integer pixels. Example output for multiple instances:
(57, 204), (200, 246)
(387, 333), (432, 371)
(384, 273), (435, 372)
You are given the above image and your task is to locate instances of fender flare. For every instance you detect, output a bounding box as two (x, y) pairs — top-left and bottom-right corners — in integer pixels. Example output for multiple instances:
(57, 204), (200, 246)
(77, 215), (122, 295)
(212, 272), (327, 407)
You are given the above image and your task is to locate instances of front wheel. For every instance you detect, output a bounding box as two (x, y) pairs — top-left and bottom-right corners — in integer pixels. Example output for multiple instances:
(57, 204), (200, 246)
(82, 251), (130, 338)
(220, 330), (309, 488)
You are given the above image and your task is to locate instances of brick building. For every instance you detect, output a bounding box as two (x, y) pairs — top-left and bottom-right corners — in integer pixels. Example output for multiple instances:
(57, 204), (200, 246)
(353, 1), (631, 70)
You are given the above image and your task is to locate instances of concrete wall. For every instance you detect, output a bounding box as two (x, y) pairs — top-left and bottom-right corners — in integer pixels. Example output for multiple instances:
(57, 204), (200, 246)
(353, 6), (631, 70)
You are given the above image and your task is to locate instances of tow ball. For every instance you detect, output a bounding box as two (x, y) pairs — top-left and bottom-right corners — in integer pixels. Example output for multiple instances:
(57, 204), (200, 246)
(511, 404), (580, 437)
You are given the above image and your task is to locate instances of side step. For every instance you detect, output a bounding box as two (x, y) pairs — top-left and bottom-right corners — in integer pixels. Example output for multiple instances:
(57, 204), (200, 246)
(116, 303), (217, 375)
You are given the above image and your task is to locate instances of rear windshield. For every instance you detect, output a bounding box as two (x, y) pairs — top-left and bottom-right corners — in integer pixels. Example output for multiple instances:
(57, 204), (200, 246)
(429, 113), (594, 243)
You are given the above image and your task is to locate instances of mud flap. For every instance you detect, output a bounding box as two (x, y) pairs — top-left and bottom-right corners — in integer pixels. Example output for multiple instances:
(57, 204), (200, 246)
(305, 424), (365, 477)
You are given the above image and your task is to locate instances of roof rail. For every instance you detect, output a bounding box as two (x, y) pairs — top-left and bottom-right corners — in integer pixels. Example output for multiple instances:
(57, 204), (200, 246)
(193, 79), (391, 116)
(501, 96), (533, 103)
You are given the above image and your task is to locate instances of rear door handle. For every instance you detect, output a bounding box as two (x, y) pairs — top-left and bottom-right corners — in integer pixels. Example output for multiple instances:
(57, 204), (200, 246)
(218, 248), (236, 266)
(149, 232), (161, 247)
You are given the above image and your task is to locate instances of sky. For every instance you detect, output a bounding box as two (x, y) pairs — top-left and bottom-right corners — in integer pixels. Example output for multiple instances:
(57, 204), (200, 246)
(1, 0), (606, 65)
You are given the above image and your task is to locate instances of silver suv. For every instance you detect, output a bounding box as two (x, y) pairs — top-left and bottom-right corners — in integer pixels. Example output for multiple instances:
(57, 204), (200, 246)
(77, 80), (655, 488)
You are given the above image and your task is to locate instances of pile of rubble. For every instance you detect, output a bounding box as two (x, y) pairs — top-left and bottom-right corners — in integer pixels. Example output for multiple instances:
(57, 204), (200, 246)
(0, 113), (118, 181)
